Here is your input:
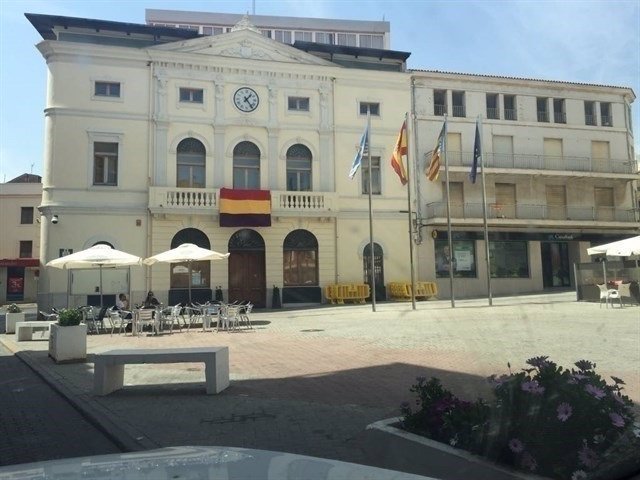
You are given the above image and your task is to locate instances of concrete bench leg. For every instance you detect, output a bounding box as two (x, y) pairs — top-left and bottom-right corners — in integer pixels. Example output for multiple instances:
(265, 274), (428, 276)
(204, 350), (229, 394)
(94, 363), (125, 395)
(16, 328), (33, 341)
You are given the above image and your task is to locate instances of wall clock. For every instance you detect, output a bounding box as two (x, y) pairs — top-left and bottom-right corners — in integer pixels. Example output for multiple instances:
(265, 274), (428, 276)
(233, 87), (259, 112)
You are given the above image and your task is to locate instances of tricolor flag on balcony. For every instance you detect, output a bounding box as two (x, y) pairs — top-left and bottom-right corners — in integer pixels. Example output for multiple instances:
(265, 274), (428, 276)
(219, 188), (271, 227)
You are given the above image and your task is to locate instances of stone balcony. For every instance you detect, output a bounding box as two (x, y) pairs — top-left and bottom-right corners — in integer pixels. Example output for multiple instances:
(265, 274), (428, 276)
(149, 187), (338, 217)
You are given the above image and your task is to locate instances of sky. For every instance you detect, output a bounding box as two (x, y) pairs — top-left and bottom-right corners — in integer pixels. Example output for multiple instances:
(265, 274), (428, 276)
(0, 0), (638, 182)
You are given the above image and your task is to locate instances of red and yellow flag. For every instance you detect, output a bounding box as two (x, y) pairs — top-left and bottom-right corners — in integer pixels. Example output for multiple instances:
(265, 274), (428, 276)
(219, 188), (271, 227)
(391, 120), (408, 185)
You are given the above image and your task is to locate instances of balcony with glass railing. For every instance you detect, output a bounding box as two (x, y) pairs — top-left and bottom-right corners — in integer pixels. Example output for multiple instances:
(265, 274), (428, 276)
(425, 202), (637, 223)
(438, 151), (638, 174)
(148, 187), (338, 216)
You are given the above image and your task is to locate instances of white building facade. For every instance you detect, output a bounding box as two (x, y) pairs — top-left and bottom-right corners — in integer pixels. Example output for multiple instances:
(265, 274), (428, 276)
(27, 12), (637, 310)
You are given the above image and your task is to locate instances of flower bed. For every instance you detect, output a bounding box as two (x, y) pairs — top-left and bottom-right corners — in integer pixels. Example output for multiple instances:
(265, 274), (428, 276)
(400, 357), (640, 480)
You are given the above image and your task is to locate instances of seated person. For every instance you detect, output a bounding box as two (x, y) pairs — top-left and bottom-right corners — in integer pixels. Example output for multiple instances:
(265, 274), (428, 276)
(115, 293), (132, 320)
(143, 291), (160, 309)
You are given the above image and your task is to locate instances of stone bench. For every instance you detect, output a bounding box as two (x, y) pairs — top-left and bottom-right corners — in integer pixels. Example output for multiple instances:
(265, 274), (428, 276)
(15, 321), (56, 341)
(93, 347), (229, 396)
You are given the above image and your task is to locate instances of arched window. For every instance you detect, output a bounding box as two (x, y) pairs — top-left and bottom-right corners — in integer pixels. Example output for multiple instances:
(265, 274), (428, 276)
(170, 228), (211, 289)
(233, 141), (260, 189)
(283, 230), (318, 286)
(93, 241), (114, 248)
(286, 144), (312, 191)
(177, 138), (205, 188)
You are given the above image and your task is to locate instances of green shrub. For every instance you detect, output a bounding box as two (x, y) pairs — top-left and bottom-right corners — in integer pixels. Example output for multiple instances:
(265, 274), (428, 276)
(57, 308), (83, 327)
(401, 357), (640, 479)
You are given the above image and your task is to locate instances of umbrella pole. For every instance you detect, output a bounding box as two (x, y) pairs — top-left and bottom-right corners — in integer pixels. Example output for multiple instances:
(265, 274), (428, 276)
(188, 260), (192, 305)
(99, 264), (104, 308)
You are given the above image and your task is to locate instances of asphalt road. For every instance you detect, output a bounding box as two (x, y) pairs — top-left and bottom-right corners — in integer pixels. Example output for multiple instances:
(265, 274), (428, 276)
(0, 341), (121, 467)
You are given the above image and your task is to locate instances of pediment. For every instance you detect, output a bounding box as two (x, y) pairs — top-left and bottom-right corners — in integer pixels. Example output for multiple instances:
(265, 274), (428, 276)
(150, 29), (336, 67)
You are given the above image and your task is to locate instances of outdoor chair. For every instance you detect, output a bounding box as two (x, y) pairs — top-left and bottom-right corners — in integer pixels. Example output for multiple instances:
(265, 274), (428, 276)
(239, 303), (253, 329)
(81, 306), (102, 334)
(162, 305), (184, 333)
(217, 304), (240, 332)
(202, 303), (220, 331)
(597, 284), (620, 308)
(134, 309), (157, 336)
(617, 283), (635, 307)
(108, 308), (126, 335)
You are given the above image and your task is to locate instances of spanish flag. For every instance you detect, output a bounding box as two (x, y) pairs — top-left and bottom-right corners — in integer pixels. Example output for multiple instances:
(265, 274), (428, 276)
(427, 121), (446, 182)
(219, 188), (271, 227)
(391, 120), (408, 185)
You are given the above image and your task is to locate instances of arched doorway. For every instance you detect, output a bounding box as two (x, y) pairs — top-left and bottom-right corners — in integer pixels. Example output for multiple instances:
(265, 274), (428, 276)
(228, 229), (266, 307)
(363, 242), (385, 301)
(282, 229), (321, 303)
(168, 228), (212, 305)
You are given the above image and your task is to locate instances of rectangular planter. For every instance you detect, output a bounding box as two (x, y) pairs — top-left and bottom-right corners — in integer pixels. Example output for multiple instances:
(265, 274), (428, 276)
(5, 312), (25, 334)
(48, 323), (87, 363)
(363, 417), (546, 480)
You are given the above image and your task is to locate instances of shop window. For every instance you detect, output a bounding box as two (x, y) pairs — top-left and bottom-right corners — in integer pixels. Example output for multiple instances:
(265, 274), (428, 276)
(434, 239), (476, 278)
(490, 241), (530, 278)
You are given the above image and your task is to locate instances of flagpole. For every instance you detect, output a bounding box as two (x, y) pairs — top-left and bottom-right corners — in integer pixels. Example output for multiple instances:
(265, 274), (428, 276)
(366, 110), (376, 312)
(406, 112), (417, 310)
(443, 115), (455, 308)
(478, 115), (493, 306)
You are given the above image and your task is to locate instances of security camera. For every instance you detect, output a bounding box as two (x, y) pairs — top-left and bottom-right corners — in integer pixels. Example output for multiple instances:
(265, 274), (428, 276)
(51, 215), (59, 224)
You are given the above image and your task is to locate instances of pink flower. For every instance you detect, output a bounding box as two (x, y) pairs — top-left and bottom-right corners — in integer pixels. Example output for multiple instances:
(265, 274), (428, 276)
(578, 446), (598, 468)
(585, 384), (606, 399)
(609, 412), (625, 427)
(508, 438), (524, 453)
(557, 402), (573, 422)
(521, 380), (545, 395)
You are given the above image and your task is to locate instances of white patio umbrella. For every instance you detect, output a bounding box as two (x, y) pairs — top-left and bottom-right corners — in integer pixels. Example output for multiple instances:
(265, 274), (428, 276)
(46, 244), (142, 307)
(586, 235), (640, 257)
(143, 243), (230, 304)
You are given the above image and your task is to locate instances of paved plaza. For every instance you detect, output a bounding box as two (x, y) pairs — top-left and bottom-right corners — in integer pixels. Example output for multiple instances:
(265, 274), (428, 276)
(1, 292), (639, 470)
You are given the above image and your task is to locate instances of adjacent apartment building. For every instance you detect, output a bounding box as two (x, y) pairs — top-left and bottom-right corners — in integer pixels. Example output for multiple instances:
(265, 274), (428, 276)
(0, 174), (42, 304)
(26, 11), (637, 309)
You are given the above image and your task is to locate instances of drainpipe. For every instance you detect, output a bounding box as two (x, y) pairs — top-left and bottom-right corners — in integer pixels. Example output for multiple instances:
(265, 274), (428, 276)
(332, 77), (339, 284)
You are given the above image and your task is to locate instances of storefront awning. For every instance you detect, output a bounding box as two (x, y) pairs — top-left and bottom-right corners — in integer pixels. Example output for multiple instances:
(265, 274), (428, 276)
(0, 258), (39, 267)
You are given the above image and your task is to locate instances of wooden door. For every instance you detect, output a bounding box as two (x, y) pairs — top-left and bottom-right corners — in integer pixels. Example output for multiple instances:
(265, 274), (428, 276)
(228, 251), (266, 307)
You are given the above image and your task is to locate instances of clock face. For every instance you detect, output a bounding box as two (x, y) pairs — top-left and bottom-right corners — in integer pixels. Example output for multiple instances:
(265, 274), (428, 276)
(233, 87), (259, 112)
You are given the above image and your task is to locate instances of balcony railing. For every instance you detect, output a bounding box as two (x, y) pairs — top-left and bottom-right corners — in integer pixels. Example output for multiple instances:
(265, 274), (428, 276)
(537, 111), (549, 122)
(504, 108), (517, 120)
(425, 202), (637, 222)
(148, 187), (337, 215)
(585, 114), (597, 126)
(554, 112), (566, 124)
(452, 105), (466, 117)
(434, 104), (447, 116)
(438, 151), (638, 174)
(601, 115), (612, 127)
(486, 107), (499, 119)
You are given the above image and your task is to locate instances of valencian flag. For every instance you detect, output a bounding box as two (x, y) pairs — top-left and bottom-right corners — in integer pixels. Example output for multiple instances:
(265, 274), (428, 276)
(469, 119), (481, 184)
(427, 121), (446, 181)
(391, 120), (408, 185)
(219, 188), (271, 227)
(349, 122), (369, 179)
